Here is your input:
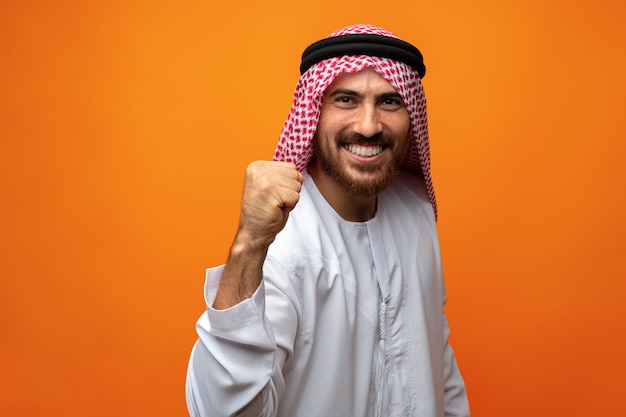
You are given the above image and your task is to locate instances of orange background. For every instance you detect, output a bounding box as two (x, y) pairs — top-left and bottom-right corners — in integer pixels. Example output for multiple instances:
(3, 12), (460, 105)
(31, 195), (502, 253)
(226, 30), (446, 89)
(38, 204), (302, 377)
(1, 0), (625, 416)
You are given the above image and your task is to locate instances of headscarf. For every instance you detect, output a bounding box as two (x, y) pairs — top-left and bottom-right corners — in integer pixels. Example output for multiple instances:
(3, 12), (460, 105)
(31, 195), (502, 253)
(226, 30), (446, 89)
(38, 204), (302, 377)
(273, 24), (437, 218)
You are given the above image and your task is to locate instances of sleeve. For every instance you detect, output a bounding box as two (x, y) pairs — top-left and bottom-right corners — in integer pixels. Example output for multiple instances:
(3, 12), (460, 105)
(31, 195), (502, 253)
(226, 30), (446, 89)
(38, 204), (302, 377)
(186, 259), (299, 417)
(442, 307), (471, 417)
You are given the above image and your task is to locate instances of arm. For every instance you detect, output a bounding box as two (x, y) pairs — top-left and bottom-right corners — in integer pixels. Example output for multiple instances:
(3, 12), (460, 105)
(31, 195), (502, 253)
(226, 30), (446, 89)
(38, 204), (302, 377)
(214, 161), (303, 309)
(443, 308), (471, 417)
(186, 161), (303, 417)
(186, 263), (298, 417)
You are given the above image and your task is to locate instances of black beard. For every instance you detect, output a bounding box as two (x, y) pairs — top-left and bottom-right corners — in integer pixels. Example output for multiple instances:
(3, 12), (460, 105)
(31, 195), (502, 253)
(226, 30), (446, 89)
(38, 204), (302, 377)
(336, 131), (393, 148)
(312, 132), (404, 198)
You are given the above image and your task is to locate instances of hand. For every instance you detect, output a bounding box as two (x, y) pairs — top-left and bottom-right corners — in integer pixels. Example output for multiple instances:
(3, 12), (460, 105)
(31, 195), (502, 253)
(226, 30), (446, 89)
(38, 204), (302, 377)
(235, 161), (304, 251)
(213, 161), (303, 310)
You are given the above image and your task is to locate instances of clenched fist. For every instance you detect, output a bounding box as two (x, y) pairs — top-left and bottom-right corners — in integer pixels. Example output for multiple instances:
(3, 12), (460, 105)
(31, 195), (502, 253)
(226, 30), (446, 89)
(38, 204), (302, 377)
(237, 161), (304, 250)
(213, 161), (303, 309)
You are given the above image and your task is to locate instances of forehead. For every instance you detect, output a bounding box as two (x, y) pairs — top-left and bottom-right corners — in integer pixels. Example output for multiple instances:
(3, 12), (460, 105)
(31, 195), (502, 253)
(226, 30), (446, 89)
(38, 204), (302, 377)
(324, 67), (398, 95)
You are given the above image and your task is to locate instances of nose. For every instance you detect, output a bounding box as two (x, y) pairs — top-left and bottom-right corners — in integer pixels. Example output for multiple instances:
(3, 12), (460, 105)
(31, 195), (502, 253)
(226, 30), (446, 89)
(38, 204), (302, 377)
(353, 105), (383, 138)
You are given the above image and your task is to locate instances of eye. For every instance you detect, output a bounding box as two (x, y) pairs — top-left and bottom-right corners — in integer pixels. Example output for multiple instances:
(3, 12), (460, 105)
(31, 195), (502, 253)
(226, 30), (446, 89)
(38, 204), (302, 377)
(332, 95), (358, 108)
(380, 97), (405, 110)
(336, 96), (354, 104)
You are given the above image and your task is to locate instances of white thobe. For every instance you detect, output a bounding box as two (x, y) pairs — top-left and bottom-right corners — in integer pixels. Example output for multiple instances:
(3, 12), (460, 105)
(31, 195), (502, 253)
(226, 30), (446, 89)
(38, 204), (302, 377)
(186, 170), (470, 417)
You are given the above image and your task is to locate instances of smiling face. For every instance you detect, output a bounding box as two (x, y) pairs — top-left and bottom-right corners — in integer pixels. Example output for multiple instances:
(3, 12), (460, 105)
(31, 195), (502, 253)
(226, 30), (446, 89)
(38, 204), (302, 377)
(310, 68), (411, 199)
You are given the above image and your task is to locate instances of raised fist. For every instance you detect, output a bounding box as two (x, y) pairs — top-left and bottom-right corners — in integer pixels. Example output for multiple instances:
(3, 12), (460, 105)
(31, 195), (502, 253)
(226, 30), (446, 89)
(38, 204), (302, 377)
(236, 161), (304, 251)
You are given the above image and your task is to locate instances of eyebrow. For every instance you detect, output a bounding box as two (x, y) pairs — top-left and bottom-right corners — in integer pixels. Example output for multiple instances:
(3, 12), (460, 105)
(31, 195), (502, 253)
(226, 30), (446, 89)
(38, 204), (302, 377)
(327, 88), (403, 101)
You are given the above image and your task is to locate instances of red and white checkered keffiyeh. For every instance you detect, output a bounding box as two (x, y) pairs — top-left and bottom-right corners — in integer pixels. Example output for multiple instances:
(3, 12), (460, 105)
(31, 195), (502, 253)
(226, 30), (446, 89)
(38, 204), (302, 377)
(273, 24), (437, 218)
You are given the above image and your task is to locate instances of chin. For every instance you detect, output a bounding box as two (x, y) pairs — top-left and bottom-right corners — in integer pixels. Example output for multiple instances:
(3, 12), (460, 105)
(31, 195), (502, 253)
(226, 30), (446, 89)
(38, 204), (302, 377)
(339, 166), (397, 198)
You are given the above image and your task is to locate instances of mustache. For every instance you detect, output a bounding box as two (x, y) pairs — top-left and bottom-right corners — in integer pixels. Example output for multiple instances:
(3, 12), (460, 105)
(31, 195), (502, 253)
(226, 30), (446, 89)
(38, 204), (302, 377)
(336, 132), (394, 146)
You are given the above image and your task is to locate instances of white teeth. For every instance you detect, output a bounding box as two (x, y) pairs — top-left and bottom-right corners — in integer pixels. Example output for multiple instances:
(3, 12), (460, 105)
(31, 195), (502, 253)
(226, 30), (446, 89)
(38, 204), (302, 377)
(345, 144), (383, 157)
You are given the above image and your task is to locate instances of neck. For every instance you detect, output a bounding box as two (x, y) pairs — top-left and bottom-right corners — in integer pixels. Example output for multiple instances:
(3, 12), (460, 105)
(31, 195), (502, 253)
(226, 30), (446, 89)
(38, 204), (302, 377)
(307, 163), (378, 222)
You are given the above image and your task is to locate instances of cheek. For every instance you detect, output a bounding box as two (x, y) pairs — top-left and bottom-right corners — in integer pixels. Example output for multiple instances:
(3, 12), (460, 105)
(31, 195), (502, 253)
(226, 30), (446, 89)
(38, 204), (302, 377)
(316, 112), (334, 136)
(401, 112), (411, 137)
(388, 113), (411, 138)
(317, 116), (347, 142)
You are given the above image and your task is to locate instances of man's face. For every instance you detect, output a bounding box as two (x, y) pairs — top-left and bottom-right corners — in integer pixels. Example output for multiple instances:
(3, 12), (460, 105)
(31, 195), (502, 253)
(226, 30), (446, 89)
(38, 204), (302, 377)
(312, 68), (411, 198)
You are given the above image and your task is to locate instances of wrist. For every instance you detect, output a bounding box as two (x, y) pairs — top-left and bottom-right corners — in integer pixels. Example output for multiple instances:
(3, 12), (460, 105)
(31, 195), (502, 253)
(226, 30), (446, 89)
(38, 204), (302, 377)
(230, 228), (273, 259)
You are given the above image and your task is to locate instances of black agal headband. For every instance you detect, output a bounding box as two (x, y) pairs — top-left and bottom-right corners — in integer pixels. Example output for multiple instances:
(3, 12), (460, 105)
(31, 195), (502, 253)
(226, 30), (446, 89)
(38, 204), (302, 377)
(299, 33), (426, 78)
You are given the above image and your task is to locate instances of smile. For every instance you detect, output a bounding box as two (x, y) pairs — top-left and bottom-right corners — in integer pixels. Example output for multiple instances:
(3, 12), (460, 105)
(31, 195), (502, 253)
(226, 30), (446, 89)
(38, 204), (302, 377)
(344, 144), (384, 157)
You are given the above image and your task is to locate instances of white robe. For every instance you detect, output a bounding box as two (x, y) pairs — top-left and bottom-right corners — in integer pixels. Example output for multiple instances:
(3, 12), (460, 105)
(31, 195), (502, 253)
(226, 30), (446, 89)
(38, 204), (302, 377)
(186, 170), (470, 417)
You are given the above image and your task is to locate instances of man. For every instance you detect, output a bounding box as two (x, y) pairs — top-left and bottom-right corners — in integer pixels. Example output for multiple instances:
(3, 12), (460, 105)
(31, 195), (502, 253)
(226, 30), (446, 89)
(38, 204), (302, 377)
(186, 24), (470, 417)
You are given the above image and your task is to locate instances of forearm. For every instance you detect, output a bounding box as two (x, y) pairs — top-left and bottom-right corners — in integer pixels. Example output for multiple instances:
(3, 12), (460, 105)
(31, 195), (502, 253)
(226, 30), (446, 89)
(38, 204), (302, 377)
(443, 313), (470, 417)
(213, 233), (270, 310)
(213, 161), (302, 310)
